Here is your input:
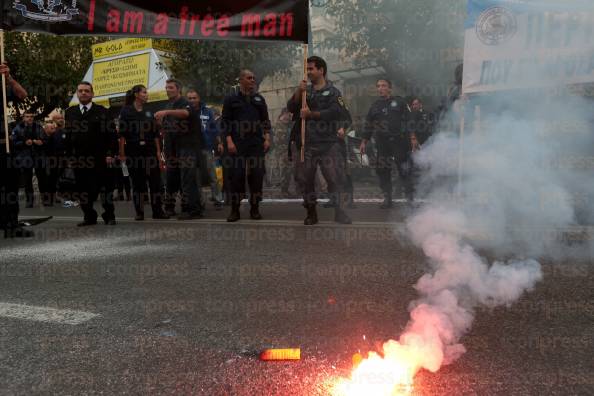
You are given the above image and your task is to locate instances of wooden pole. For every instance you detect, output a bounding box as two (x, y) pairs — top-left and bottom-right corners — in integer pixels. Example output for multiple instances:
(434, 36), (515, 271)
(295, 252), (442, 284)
(300, 44), (308, 162)
(456, 102), (465, 202)
(473, 104), (482, 138)
(1, 30), (9, 154)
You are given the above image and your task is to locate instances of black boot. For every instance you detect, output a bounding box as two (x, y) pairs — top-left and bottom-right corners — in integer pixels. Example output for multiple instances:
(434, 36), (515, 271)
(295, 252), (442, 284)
(380, 193), (393, 209)
(152, 207), (170, 219)
(227, 204), (240, 222)
(304, 204), (318, 225)
(323, 197), (337, 208)
(4, 226), (34, 238)
(250, 204), (262, 220)
(13, 227), (34, 237)
(26, 193), (34, 208)
(134, 199), (144, 220)
(3, 214), (34, 238)
(334, 208), (352, 224)
(44, 194), (54, 207)
(333, 192), (352, 224)
(346, 192), (357, 209)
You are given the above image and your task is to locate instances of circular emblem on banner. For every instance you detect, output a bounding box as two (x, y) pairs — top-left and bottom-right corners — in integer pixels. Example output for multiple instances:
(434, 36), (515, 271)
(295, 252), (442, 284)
(12, 0), (80, 22)
(476, 6), (517, 46)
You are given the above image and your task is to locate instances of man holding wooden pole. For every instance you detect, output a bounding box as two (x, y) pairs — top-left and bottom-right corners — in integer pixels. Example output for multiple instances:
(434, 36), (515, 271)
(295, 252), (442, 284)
(0, 60), (29, 237)
(287, 56), (352, 225)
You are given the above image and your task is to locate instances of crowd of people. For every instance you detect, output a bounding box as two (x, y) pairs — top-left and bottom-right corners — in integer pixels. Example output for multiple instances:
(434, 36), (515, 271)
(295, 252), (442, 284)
(0, 55), (434, 237)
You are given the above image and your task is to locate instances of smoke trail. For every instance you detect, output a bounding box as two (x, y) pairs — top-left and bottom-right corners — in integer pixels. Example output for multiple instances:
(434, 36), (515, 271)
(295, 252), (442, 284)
(402, 205), (542, 372)
(390, 88), (594, 374)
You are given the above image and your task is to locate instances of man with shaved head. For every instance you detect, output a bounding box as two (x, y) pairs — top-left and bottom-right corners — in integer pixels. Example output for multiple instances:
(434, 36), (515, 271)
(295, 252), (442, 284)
(220, 69), (271, 222)
(360, 78), (412, 208)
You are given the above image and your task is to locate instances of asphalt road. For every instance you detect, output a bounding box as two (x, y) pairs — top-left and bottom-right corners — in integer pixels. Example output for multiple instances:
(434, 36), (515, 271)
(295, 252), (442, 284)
(0, 200), (592, 395)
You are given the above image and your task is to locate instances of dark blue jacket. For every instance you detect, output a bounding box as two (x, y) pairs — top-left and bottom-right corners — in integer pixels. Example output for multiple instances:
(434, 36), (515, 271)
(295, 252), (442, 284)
(362, 96), (410, 142)
(221, 91), (271, 147)
(11, 121), (44, 161)
(287, 83), (347, 147)
(40, 129), (66, 157)
(198, 103), (219, 151)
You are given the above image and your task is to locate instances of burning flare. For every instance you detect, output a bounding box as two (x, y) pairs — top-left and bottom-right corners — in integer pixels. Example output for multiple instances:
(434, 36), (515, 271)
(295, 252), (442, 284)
(332, 206), (543, 396)
(332, 341), (419, 396)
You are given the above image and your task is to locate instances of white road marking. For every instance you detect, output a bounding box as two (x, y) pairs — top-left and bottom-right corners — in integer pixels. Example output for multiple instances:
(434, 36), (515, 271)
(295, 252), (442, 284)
(0, 303), (99, 325)
(236, 198), (416, 203)
(20, 216), (594, 236)
(36, 216), (407, 228)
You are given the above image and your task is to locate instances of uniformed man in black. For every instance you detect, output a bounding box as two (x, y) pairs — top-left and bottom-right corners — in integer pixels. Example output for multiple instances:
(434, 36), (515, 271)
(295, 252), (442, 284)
(337, 107), (356, 208)
(324, 104), (354, 208)
(0, 62), (30, 237)
(360, 78), (412, 208)
(287, 56), (351, 225)
(409, 97), (433, 147)
(157, 78), (203, 220)
(221, 69), (271, 222)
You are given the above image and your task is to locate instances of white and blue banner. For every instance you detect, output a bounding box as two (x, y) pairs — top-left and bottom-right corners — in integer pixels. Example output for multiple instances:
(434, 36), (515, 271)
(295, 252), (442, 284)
(463, 0), (594, 94)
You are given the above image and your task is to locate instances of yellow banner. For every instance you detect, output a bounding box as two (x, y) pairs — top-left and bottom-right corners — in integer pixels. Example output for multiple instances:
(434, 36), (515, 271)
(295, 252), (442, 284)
(92, 38), (153, 60)
(92, 53), (150, 97)
(152, 39), (176, 54)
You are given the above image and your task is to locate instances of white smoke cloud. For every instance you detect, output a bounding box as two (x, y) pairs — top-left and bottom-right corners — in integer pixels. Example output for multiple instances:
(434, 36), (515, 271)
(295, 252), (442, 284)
(402, 207), (543, 371)
(394, 86), (594, 375)
(331, 4), (594, 391)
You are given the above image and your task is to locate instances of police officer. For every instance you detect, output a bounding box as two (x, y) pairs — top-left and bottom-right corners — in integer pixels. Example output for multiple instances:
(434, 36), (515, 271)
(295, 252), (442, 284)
(119, 84), (168, 220)
(287, 56), (351, 225)
(157, 78), (203, 220)
(338, 107), (356, 209)
(324, 105), (354, 208)
(360, 78), (412, 208)
(221, 69), (271, 222)
(409, 97), (433, 147)
(0, 62), (30, 237)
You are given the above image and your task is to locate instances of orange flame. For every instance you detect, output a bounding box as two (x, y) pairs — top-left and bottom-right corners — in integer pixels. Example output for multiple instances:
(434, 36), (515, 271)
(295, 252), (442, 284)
(332, 339), (427, 396)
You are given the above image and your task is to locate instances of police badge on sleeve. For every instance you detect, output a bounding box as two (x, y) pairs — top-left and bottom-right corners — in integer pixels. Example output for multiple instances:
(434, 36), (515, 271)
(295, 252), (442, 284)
(13, 0), (79, 22)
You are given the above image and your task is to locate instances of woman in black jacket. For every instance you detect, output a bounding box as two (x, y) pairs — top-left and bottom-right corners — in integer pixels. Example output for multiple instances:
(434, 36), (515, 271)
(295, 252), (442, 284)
(118, 85), (168, 220)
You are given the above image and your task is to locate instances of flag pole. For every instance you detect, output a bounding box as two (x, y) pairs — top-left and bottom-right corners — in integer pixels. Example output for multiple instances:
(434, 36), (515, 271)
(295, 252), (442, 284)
(300, 43), (308, 162)
(1, 29), (9, 154)
(456, 100), (465, 202)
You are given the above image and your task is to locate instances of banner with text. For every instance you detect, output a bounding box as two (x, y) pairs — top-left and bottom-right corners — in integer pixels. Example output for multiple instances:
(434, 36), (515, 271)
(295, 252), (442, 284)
(463, 0), (594, 94)
(92, 53), (150, 97)
(2, 0), (308, 43)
